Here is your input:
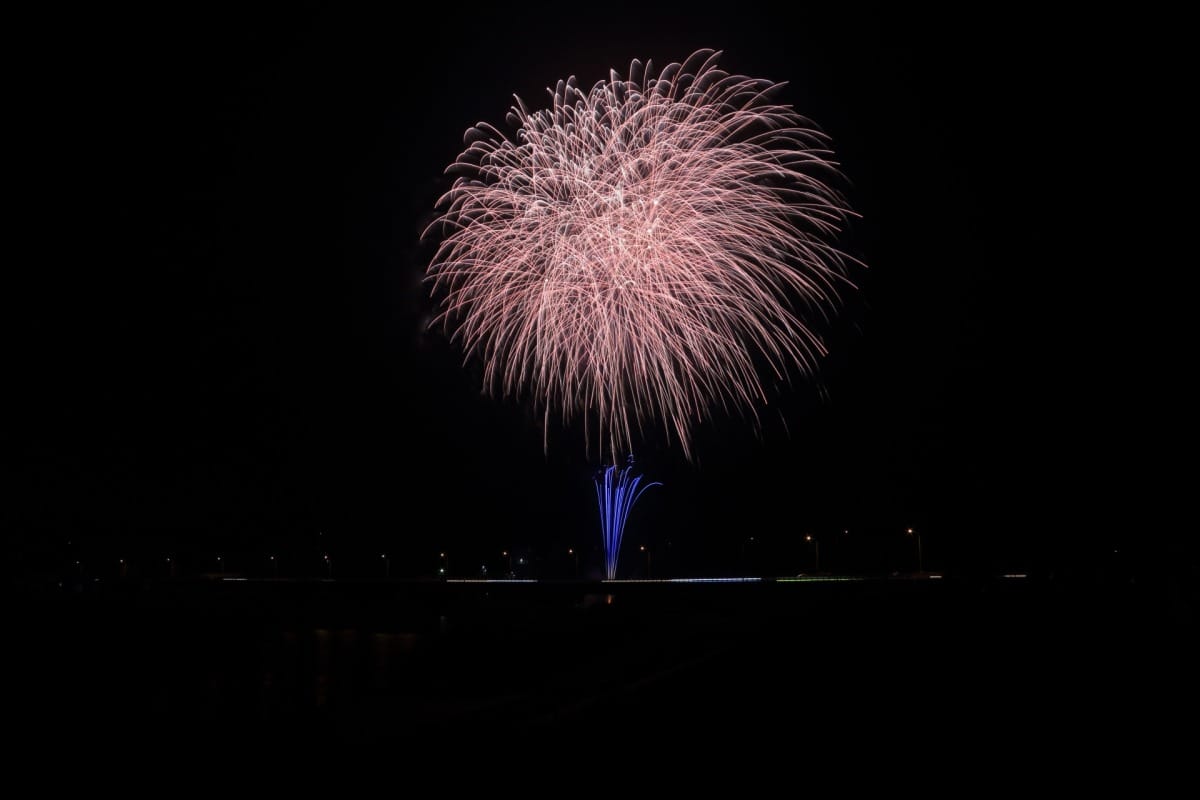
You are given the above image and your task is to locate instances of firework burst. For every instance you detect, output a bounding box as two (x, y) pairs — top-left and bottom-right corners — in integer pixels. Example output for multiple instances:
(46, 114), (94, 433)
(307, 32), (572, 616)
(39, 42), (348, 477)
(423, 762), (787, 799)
(595, 454), (661, 580)
(424, 48), (860, 461)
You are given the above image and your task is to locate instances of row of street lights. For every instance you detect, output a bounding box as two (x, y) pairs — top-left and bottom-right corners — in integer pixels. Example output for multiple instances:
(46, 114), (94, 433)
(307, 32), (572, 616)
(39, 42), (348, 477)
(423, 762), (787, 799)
(795, 527), (923, 573)
(60, 527), (921, 578)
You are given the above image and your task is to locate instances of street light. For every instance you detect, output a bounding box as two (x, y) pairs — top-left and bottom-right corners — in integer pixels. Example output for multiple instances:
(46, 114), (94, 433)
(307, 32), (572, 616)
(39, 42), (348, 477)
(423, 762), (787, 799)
(805, 535), (820, 572)
(502, 550), (512, 576)
(640, 545), (651, 578)
(381, 553), (390, 579)
(568, 548), (578, 577)
(906, 528), (923, 574)
(323, 553), (332, 578)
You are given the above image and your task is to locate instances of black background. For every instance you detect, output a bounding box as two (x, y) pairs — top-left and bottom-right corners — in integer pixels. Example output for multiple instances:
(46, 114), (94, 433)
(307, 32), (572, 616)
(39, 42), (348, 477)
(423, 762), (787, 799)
(10, 2), (1168, 582)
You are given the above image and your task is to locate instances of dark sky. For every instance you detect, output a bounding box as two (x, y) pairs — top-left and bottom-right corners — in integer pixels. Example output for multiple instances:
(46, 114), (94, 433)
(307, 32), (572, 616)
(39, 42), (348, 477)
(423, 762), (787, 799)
(13, 2), (1146, 577)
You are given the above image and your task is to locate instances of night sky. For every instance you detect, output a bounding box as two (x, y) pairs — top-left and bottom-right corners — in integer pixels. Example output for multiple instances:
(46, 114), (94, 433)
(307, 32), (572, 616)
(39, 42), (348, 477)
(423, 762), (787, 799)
(13, 2), (1152, 579)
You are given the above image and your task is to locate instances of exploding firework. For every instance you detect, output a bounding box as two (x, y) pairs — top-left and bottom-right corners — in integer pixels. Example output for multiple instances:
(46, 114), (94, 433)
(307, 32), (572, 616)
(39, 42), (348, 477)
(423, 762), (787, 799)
(594, 455), (661, 580)
(424, 48), (860, 460)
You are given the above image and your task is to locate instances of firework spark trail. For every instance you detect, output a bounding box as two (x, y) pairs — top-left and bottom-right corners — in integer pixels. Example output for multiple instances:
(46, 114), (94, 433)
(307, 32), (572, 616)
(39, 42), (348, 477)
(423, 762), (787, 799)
(594, 457), (661, 580)
(425, 49), (860, 461)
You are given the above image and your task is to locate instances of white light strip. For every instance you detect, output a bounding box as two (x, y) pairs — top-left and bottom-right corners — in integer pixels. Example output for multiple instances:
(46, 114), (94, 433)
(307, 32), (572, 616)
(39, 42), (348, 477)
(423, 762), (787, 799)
(601, 577), (764, 584)
(776, 576), (865, 583)
(602, 579), (670, 584)
(445, 579), (538, 584)
(668, 577), (763, 584)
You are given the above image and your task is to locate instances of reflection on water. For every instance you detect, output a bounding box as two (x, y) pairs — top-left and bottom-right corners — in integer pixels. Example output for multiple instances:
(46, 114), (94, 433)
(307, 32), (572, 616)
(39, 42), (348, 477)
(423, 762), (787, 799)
(255, 628), (420, 715)
(13, 578), (1191, 748)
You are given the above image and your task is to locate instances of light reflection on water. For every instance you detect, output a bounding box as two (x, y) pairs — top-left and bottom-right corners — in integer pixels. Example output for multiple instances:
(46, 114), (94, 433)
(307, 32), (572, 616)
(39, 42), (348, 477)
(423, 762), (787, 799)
(19, 578), (1156, 747)
(252, 628), (421, 716)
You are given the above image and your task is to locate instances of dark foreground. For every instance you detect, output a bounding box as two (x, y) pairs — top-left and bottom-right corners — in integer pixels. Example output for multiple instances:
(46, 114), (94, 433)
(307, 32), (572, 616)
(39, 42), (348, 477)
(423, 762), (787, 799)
(10, 575), (1196, 760)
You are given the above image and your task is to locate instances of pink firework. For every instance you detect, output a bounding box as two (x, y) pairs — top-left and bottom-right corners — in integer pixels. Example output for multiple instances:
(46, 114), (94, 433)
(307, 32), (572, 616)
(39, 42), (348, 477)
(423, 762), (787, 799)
(424, 49), (860, 461)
